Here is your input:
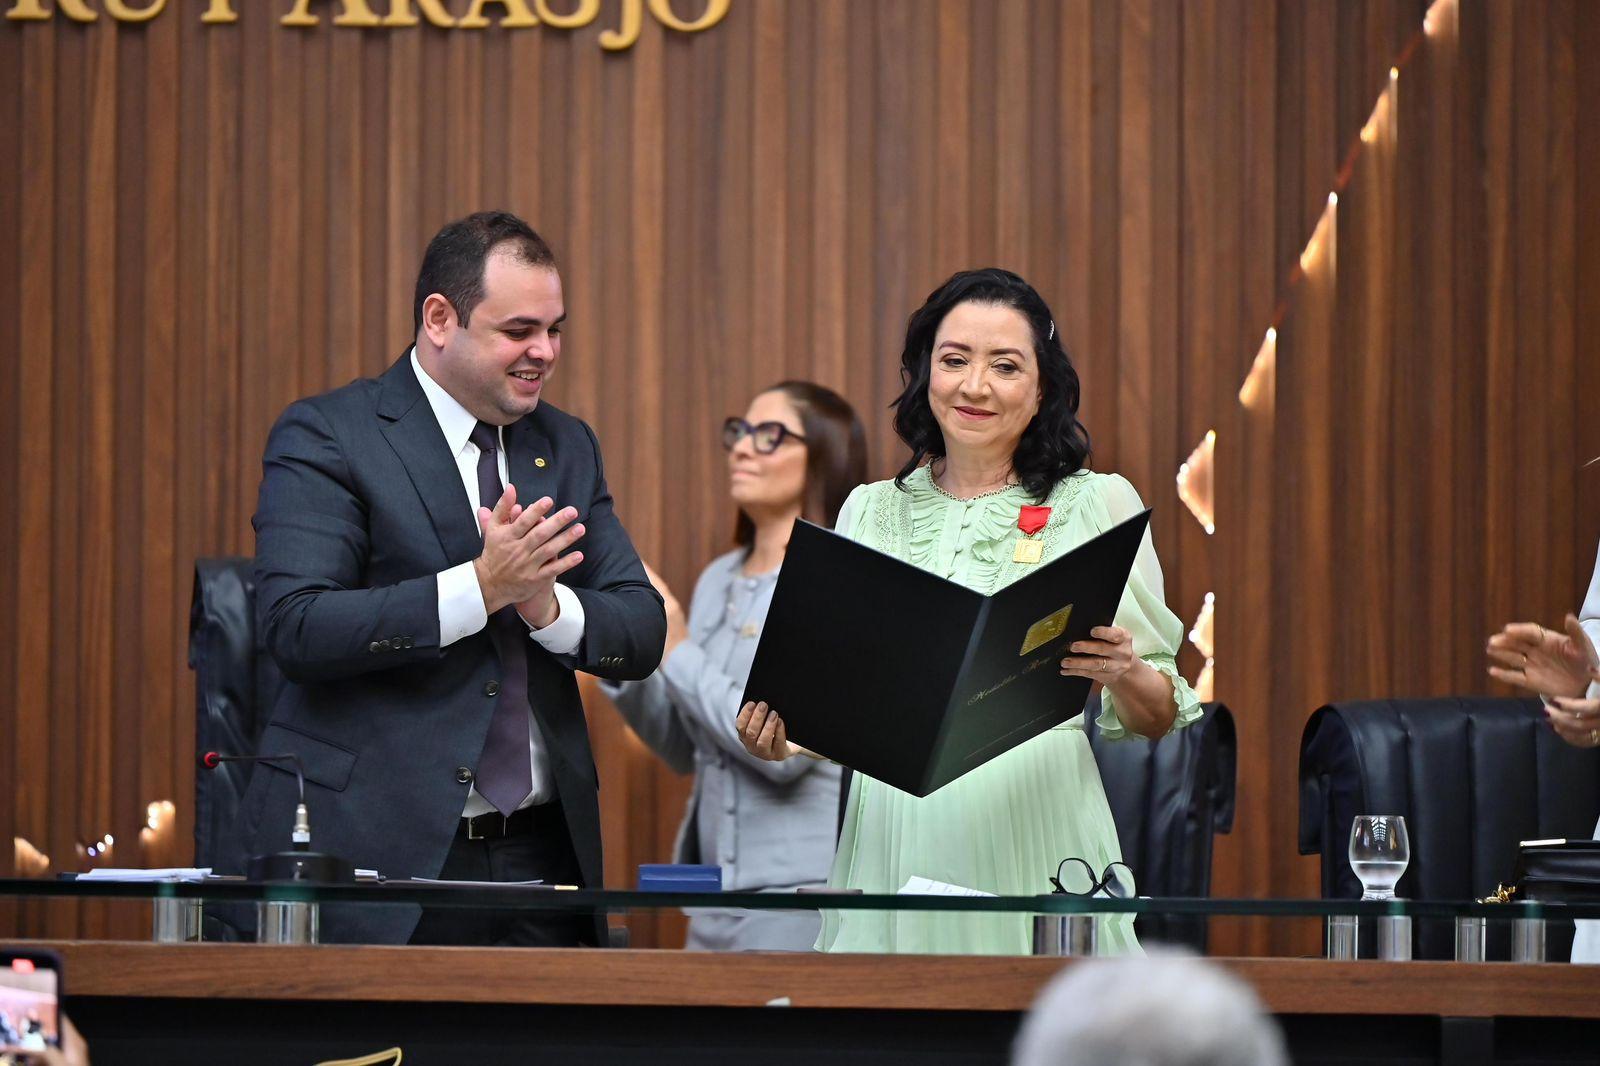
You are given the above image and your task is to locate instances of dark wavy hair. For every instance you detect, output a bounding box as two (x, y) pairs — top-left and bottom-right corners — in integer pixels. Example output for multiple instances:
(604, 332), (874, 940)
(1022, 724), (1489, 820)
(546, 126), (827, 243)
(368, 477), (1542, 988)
(733, 381), (869, 551)
(891, 268), (1091, 501)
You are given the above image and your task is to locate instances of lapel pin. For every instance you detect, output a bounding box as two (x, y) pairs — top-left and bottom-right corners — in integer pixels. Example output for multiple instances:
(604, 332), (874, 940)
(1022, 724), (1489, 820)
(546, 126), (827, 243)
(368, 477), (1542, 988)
(535, 457), (547, 468)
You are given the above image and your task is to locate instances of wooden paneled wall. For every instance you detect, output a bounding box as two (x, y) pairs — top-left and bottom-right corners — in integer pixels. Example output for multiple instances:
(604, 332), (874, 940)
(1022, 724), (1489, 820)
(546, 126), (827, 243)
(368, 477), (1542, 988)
(1, 0), (1596, 953)
(1215, 0), (1600, 956)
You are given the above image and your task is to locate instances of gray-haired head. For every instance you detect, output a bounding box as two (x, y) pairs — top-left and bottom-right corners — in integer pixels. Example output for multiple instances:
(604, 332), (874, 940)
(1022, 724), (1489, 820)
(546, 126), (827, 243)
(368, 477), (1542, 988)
(1011, 952), (1287, 1066)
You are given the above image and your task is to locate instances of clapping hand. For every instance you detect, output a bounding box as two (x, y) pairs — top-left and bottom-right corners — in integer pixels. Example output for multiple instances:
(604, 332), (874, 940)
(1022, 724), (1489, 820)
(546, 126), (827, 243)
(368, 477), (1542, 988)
(1545, 696), (1600, 748)
(1487, 614), (1599, 699)
(473, 483), (586, 628)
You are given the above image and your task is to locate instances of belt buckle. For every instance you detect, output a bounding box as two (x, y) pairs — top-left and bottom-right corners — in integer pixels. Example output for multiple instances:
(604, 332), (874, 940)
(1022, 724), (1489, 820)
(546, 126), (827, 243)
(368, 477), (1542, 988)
(466, 812), (508, 841)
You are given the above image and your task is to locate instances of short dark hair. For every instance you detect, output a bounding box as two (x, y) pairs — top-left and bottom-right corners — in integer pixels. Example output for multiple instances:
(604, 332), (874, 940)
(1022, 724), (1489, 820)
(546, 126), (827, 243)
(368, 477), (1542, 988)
(890, 268), (1092, 501)
(412, 211), (557, 335)
(734, 381), (869, 551)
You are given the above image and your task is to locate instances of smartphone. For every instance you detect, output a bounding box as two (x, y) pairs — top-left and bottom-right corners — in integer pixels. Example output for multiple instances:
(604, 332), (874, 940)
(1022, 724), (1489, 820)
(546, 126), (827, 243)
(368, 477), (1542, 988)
(0, 949), (61, 1053)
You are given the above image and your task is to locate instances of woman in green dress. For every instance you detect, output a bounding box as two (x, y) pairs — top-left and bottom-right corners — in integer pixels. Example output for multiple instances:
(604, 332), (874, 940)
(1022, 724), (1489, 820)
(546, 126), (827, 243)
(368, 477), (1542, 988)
(736, 268), (1201, 955)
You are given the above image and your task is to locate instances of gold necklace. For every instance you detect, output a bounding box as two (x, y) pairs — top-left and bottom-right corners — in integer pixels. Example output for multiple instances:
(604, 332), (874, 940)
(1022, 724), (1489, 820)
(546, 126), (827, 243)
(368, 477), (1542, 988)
(928, 465), (1019, 502)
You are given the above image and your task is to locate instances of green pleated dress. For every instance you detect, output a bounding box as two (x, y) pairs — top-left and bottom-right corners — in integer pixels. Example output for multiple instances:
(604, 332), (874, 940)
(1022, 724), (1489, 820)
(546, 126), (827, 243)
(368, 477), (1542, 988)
(818, 466), (1202, 955)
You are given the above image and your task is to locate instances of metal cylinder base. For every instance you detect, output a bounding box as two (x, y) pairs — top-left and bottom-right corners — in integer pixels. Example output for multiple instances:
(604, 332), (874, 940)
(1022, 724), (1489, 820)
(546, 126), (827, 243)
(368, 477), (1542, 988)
(1376, 915), (1412, 961)
(151, 897), (202, 943)
(1032, 914), (1099, 957)
(257, 900), (320, 945)
(1511, 917), (1546, 963)
(1455, 916), (1487, 962)
(1326, 915), (1358, 960)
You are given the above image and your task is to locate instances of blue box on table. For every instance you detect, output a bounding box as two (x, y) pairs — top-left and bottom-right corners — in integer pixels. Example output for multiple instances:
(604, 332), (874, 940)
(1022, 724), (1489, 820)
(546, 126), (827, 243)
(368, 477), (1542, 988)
(636, 864), (722, 893)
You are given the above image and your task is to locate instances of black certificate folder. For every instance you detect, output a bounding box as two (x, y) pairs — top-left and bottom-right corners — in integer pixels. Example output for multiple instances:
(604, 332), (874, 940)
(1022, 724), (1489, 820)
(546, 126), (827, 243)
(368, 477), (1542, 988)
(741, 508), (1152, 797)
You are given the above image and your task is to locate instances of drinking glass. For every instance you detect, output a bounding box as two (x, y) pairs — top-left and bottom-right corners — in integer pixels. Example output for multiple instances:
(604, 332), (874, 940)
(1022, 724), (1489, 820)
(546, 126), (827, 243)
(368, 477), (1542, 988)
(1348, 814), (1410, 900)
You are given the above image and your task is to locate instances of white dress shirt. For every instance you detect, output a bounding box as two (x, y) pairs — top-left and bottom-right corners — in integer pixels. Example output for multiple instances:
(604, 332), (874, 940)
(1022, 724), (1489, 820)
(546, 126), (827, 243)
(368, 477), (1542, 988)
(410, 350), (585, 814)
(1568, 540), (1600, 964)
(1581, 539), (1600, 672)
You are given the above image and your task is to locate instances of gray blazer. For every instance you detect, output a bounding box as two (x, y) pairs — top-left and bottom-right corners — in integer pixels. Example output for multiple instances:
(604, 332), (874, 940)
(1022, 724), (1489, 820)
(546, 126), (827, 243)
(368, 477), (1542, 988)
(603, 550), (841, 893)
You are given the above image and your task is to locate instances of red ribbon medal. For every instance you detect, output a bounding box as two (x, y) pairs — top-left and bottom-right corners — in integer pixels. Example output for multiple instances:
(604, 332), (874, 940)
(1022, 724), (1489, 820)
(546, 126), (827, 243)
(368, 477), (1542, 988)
(1014, 506), (1051, 563)
(1018, 506), (1051, 536)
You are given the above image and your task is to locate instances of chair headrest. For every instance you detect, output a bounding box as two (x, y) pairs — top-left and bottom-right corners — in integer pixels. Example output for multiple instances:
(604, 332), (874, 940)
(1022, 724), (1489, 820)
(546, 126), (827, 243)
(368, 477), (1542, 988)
(188, 557), (258, 668)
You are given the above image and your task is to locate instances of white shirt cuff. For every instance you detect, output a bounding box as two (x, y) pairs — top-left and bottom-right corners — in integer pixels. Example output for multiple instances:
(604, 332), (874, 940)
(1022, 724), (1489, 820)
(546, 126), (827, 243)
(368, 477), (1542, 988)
(437, 561), (489, 648)
(521, 583), (585, 656)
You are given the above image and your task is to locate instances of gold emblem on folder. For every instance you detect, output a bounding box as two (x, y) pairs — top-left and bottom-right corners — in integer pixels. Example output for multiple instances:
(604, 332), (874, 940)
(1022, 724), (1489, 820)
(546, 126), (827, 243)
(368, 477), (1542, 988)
(1020, 604), (1074, 656)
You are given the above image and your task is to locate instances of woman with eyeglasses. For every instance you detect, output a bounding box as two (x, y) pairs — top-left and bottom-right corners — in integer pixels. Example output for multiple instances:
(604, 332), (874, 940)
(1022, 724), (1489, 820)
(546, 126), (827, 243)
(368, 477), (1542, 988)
(599, 382), (868, 951)
(736, 269), (1201, 954)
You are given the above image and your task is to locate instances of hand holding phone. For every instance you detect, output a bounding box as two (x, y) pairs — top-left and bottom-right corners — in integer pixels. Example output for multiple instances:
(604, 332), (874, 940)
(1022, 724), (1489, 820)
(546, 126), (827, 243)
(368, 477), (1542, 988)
(0, 950), (60, 1057)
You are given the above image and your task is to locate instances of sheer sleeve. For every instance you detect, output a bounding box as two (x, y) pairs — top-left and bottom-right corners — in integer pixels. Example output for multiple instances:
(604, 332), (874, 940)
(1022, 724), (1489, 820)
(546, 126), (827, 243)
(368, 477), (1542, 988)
(1091, 474), (1204, 740)
(834, 483), (868, 540)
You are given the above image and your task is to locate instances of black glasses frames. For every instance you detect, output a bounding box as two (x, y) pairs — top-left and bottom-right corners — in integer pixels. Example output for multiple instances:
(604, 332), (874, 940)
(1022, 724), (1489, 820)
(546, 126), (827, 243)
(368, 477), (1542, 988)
(721, 416), (807, 455)
(1049, 857), (1137, 898)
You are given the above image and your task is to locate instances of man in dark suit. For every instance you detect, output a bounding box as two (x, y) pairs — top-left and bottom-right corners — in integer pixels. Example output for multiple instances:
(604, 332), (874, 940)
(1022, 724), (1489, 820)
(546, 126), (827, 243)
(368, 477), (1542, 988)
(240, 211), (665, 945)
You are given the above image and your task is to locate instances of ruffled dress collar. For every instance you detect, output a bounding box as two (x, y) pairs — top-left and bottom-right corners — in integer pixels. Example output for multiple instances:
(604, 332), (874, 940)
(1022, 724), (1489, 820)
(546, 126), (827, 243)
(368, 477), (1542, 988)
(899, 465), (1035, 593)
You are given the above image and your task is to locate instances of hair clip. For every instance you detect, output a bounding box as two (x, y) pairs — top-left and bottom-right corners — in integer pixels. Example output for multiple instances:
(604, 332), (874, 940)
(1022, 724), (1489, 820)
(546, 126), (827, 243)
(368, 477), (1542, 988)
(1047, 321), (1055, 342)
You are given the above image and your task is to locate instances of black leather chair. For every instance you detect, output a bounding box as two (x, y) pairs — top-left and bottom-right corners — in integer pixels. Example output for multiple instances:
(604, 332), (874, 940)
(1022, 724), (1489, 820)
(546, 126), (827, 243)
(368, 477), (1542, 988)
(1299, 696), (1600, 960)
(1086, 700), (1237, 951)
(189, 557), (280, 938)
(190, 557), (278, 870)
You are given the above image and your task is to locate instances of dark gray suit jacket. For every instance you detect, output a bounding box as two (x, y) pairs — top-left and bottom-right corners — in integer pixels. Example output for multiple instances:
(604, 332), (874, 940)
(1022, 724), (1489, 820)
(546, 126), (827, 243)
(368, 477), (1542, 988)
(239, 353), (665, 944)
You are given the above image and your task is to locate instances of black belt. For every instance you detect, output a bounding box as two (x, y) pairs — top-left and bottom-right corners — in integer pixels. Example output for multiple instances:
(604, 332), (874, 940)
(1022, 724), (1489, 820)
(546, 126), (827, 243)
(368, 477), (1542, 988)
(460, 802), (563, 841)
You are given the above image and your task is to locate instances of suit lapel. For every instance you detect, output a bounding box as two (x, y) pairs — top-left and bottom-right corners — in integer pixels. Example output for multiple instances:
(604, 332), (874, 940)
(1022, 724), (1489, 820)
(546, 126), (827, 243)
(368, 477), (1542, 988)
(503, 414), (554, 507)
(376, 355), (483, 568)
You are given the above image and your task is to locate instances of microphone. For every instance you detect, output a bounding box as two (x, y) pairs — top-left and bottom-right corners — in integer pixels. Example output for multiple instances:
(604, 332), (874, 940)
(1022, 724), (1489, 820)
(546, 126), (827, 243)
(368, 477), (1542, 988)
(201, 751), (311, 849)
(201, 750), (353, 884)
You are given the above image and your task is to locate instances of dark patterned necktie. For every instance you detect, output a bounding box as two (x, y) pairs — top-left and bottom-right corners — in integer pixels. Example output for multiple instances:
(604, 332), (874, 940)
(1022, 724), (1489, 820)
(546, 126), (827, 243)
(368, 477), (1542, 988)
(468, 420), (534, 816)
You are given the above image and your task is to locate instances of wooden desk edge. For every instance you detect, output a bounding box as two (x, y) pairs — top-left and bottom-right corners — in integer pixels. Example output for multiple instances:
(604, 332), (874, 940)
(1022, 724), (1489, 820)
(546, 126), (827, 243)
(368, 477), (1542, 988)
(22, 942), (1600, 1017)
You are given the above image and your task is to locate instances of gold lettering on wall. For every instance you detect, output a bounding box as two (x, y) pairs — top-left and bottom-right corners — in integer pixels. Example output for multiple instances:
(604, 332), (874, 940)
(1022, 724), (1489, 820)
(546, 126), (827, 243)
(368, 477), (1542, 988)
(280, 0), (381, 27)
(4, 0), (51, 18)
(380, 0), (456, 28)
(6, 0), (98, 21)
(2, 0), (732, 48)
(103, 0), (165, 20)
(456, 0), (537, 29)
(533, 0), (597, 31)
(646, 0), (726, 33)
(597, 0), (639, 50)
